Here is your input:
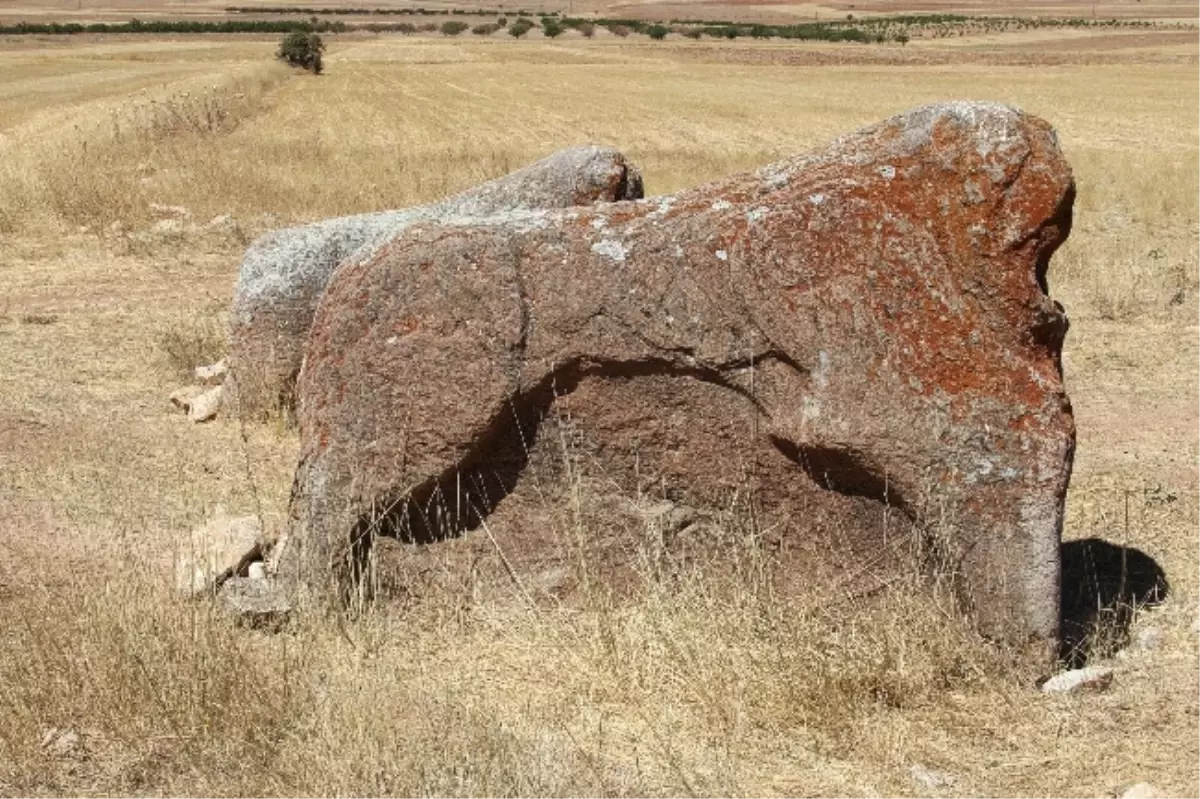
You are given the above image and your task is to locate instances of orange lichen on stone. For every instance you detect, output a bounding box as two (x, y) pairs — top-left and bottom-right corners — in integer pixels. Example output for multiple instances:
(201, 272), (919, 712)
(289, 103), (1076, 663)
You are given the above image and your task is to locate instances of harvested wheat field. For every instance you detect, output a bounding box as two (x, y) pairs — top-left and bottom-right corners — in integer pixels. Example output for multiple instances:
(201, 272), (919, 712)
(0, 20), (1197, 797)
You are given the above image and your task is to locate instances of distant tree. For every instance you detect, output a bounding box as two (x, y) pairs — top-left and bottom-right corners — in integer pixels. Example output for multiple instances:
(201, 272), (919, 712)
(645, 23), (669, 39)
(508, 17), (534, 36)
(497, 15), (508, 26)
(577, 21), (595, 37)
(542, 19), (564, 37)
(607, 23), (630, 36)
(472, 22), (501, 35)
(440, 20), (469, 35)
(395, 22), (416, 34)
(277, 30), (324, 74)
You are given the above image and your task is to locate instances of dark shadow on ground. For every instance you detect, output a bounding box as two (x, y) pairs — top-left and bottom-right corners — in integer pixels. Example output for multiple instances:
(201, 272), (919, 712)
(1060, 537), (1169, 667)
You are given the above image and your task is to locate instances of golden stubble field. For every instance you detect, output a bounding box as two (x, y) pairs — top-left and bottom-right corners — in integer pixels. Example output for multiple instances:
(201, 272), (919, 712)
(0, 24), (1197, 797)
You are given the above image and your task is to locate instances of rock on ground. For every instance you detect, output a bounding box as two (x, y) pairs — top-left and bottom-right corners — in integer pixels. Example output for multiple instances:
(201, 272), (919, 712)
(287, 103), (1076, 659)
(186, 384), (222, 423)
(194, 359), (227, 385)
(168, 385), (205, 411)
(1040, 665), (1114, 694)
(218, 577), (293, 629)
(226, 145), (644, 419)
(175, 513), (262, 597)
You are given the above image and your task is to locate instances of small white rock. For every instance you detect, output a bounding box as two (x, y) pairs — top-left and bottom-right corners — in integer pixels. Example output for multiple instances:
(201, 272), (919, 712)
(1134, 627), (1163, 652)
(169, 384), (205, 411)
(194, 359), (227, 385)
(910, 763), (953, 789)
(1041, 665), (1114, 694)
(149, 202), (191, 219)
(151, 218), (184, 235)
(1121, 782), (1166, 799)
(248, 561), (266, 580)
(41, 728), (80, 756)
(175, 512), (263, 597)
(188, 384), (223, 423)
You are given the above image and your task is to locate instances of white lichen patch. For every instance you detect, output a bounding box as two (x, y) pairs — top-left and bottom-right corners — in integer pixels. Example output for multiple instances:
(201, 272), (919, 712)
(762, 169), (790, 190)
(711, 200), (733, 212)
(878, 165), (896, 180)
(746, 206), (769, 223)
(649, 197), (676, 218)
(715, 249), (728, 261)
(808, 193), (826, 206)
(801, 396), (821, 423)
(591, 238), (629, 263)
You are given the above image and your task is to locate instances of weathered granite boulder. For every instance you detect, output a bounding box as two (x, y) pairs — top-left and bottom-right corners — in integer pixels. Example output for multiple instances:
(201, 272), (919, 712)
(287, 103), (1076, 659)
(227, 146), (644, 417)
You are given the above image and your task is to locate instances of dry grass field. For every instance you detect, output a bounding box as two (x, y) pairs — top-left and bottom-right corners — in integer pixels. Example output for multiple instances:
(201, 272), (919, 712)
(0, 19), (1197, 798)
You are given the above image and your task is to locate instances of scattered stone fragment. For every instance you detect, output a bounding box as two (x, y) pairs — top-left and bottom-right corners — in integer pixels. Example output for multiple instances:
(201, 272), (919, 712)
(218, 577), (293, 629)
(194, 359), (228, 385)
(151, 218), (184, 235)
(40, 728), (80, 757)
(248, 561), (266, 580)
(168, 385), (206, 411)
(175, 512), (262, 598)
(187, 384), (223, 423)
(910, 764), (954, 790)
(205, 214), (235, 233)
(149, 202), (191, 218)
(1041, 666), (1114, 694)
(1120, 783), (1166, 799)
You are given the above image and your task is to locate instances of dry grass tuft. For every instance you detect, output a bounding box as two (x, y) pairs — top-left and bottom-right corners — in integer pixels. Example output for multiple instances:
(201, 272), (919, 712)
(0, 578), (307, 795)
(156, 313), (228, 381)
(0, 531), (1027, 796)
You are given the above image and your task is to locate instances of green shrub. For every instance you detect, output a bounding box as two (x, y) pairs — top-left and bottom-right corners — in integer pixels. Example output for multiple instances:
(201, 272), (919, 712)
(578, 21), (595, 37)
(276, 30), (324, 74)
(395, 21), (415, 34)
(497, 15), (507, 26)
(472, 22), (500, 35)
(508, 17), (534, 36)
(440, 20), (469, 35)
(542, 19), (564, 37)
(607, 23), (630, 36)
(418, 22), (438, 31)
(645, 23), (669, 39)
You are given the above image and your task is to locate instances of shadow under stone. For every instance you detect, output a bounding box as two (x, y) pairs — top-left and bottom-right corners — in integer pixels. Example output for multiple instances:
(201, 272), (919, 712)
(1060, 537), (1169, 667)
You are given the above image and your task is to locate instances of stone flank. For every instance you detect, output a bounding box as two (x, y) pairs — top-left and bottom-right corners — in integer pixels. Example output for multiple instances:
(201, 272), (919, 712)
(227, 145), (643, 416)
(288, 103), (1076, 661)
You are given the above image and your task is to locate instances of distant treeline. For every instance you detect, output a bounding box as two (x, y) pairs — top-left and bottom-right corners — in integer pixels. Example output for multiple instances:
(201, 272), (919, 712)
(226, 5), (540, 15)
(0, 18), (351, 34)
(0, 11), (1178, 38)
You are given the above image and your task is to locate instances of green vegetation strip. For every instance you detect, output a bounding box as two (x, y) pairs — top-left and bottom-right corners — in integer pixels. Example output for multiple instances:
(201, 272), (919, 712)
(0, 12), (1185, 38)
